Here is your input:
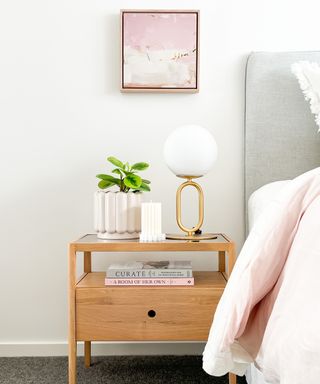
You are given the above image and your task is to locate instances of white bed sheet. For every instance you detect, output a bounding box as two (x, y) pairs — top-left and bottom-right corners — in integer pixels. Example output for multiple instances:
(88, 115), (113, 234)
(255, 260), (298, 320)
(245, 180), (290, 384)
(246, 364), (266, 384)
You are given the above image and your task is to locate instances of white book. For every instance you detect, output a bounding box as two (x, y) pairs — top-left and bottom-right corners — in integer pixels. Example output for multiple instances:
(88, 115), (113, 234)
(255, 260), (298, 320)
(107, 260), (192, 278)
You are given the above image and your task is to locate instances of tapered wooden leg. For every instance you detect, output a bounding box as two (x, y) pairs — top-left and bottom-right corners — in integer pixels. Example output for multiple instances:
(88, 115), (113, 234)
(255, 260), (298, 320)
(69, 245), (77, 384)
(84, 251), (92, 273)
(218, 251), (226, 272)
(83, 251), (92, 368)
(228, 243), (236, 277)
(84, 341), (91, 367)
(229, 373), (237, 384)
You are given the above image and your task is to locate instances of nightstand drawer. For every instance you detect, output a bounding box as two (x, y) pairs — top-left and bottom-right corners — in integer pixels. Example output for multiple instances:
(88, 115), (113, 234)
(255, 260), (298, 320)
(75, 272), (226, 341)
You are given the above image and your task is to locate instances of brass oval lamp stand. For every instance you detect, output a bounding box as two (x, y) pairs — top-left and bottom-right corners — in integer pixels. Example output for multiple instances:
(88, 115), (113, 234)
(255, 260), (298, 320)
(166, 177), (217, 241)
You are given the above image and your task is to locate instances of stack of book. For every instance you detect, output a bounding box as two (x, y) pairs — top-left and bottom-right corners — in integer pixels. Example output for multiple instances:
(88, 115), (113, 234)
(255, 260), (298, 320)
(105, 260), (194, 286)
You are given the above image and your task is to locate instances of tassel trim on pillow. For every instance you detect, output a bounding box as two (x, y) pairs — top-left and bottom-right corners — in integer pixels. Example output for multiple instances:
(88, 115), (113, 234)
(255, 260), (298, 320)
(292, 61), (320, 131)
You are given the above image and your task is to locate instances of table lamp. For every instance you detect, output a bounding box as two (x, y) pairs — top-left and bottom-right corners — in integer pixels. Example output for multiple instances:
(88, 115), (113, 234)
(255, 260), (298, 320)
(163, 125), (218, 240)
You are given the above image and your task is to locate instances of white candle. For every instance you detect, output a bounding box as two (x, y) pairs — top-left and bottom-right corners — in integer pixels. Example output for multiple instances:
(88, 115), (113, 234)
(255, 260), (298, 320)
(151, 203), (156, 235)
(147, 203), (151, 233)
(157, 203), (161, 235)
(141, 203), (145, 234)
(140, 202), (165, 242)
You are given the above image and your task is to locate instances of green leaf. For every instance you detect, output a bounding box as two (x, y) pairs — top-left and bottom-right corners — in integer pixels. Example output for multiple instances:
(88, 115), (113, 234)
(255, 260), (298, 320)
(107, 156), (124, 169)
(131, 162), (149, 171)
(142, 179), (151, 184)
(121, 170), (135, 177)
(137, 182), (151, 192)
(112, 168), (123, 176)
(112, 178), (121, 186)
(124, 162), (130, 171)
(96, 174), (120, 185)
(98, 180), (114, 189)
(123, 174), (142, 189)
(96, 174), (116, 182)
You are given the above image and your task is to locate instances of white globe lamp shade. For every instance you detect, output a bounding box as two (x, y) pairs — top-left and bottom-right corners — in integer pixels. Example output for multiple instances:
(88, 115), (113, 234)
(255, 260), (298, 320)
(163, 125), (218, 177)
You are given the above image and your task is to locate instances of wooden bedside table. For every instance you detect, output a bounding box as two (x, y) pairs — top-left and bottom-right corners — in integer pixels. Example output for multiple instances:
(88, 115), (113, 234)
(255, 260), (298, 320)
(68, 234), (236, 384)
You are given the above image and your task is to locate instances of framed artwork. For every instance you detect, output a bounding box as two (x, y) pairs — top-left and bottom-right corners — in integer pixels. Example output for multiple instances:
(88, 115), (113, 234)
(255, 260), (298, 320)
(120, 10), (199, 93)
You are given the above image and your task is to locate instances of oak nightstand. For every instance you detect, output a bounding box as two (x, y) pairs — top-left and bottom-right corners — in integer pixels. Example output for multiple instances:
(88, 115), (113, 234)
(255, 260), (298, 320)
(68, 234), (236, 384)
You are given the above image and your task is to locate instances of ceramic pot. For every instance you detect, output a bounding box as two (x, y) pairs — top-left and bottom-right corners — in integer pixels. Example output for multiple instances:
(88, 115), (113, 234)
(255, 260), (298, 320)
(94, 191), (141, 239)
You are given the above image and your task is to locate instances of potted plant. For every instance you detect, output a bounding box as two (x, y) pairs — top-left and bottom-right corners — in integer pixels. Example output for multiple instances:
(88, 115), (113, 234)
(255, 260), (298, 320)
(94, 156), (151, 239)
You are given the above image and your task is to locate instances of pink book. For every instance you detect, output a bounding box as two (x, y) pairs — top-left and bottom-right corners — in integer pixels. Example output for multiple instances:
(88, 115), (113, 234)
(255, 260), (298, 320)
(105, 277), (194, 286)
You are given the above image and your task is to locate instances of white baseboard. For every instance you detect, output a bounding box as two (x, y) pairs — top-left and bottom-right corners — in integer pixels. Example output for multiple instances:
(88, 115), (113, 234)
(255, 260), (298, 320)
(0, 342), (205, 357)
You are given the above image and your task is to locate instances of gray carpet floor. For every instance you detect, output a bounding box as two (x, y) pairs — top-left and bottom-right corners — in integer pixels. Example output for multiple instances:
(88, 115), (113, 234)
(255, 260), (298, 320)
(0, 356), (248, 384)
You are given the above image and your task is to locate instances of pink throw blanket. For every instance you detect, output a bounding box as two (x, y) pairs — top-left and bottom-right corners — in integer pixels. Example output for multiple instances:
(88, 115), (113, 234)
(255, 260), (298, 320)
(203, 167), (320, 383)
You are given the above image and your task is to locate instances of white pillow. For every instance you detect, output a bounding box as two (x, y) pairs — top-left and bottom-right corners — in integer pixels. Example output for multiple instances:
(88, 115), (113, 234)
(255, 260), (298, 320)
(248, 180), (290, 231)
(291, 61), (320, 131)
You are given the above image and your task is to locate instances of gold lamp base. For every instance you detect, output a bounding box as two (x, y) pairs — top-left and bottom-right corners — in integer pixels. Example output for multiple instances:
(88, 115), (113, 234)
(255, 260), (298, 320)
(166, 233), (217, 241)
(167, 176), (215, 241)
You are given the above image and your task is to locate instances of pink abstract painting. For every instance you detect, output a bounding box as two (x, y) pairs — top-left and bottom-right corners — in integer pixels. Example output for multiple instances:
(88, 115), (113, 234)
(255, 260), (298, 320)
(121, 11), (199, 92)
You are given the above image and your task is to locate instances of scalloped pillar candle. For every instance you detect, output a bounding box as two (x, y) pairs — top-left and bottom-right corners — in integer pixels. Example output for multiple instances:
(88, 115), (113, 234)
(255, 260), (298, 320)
(140, 202), (166, 242)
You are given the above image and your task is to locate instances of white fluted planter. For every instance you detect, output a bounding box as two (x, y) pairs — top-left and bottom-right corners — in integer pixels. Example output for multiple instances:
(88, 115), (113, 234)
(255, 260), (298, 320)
(94, 191), (142, 239)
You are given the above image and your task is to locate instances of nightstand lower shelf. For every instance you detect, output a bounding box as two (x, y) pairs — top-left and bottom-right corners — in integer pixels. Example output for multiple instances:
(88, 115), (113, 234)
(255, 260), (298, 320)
(76, 271), (226, 341)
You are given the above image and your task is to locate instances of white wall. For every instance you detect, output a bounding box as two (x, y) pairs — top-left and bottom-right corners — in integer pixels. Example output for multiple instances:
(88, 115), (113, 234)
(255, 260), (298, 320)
(0, 0), (319, 356)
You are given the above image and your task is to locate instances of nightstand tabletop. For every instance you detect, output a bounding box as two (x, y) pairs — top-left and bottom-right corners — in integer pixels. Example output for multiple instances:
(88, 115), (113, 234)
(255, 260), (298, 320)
(70, 233), (233, 252)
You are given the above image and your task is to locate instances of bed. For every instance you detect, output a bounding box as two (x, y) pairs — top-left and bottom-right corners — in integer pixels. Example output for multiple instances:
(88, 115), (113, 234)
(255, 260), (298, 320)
(202, 51), (320, 383)
(245, 51), (320, 383)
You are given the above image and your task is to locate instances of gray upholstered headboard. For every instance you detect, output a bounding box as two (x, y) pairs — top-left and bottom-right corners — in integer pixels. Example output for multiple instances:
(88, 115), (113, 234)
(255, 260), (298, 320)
(245, 51), (320, 205)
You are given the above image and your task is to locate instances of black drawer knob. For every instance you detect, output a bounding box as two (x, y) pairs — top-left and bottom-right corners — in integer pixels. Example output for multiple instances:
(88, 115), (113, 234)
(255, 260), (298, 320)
(148, 309), (156, 318)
